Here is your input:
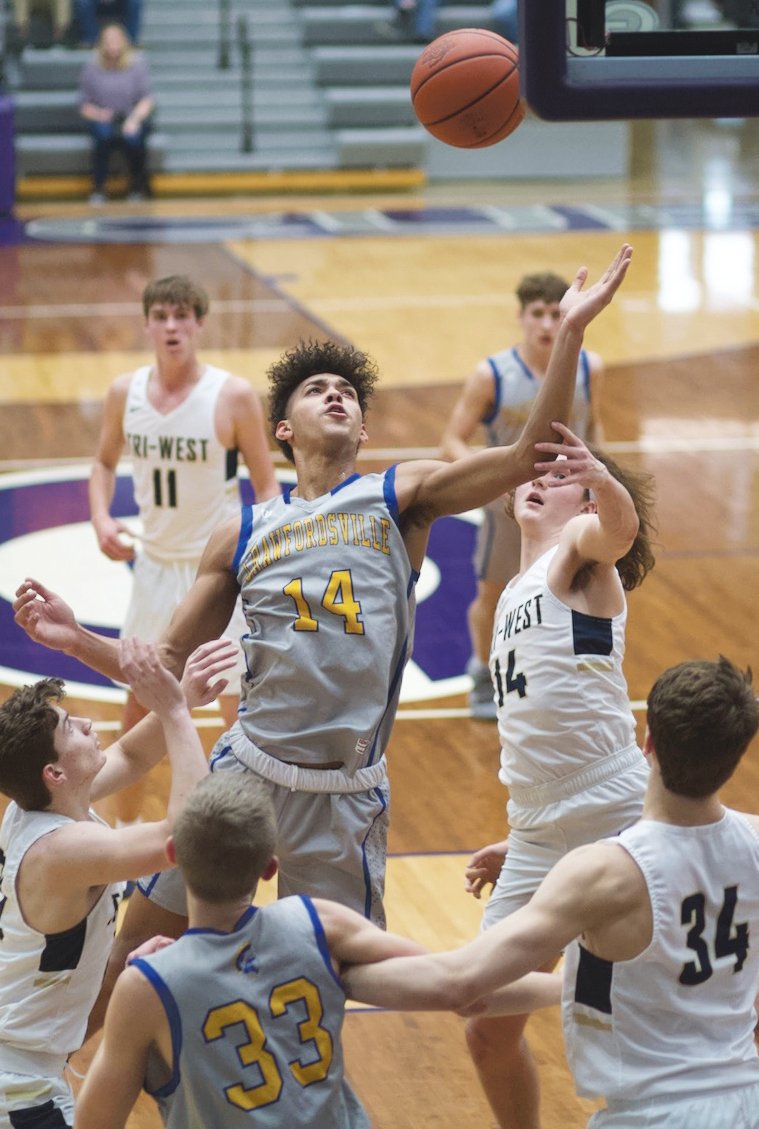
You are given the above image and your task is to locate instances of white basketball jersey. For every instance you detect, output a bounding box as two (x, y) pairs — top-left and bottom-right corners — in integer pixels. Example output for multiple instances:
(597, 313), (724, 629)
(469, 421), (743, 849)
(491, 546), (638, 791)
(483, 347), (591, 447)
(0, 804), (123, 1072)
(564, 811), (759, 1102)
(135, 896), (370, 1129)
(123, 364), (240, 560)
(234, 469), (416, 774)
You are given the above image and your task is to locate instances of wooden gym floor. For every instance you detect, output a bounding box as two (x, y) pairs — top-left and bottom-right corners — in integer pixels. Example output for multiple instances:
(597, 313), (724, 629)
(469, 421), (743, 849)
(2, 116), (759, 1127)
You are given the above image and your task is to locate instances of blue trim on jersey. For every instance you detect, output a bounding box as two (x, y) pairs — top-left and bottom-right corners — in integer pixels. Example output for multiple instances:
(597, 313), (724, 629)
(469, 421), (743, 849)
(209, 741), (234, 772)
(366, 636), (408, 767)
(407, 568), (420, 598)
(361, 786), (388, 921)
(232, 505), (253, 574)
(383, 464), (401, 526)
(301, 895), (344, 990)
(131, 957), (183, 1098)
(481, 357), (503, 425)
(182, 905), (257, 938)
(571, 609), (613, 656)
(137, 871), (161, 898)
(332, 472), (361, 495)
(511, 345), (536, 384)
(579, 348), (591, 401)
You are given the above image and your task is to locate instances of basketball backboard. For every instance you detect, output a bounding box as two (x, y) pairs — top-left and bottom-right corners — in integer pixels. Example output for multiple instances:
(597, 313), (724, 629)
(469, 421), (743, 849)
(522, 0), (759, 119)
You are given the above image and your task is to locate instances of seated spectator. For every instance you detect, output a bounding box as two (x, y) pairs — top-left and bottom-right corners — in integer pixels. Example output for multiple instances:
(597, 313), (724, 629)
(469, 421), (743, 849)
(375, 0), (437, 43)
(12, 0), (73, 46)
(79, 22), (153, 203)
(74, 0), (141, 47)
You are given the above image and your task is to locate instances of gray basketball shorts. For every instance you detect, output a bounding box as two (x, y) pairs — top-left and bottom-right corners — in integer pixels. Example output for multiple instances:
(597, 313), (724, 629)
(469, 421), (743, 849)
(474, 499), (521, 587)
(137, 737), (390, 928)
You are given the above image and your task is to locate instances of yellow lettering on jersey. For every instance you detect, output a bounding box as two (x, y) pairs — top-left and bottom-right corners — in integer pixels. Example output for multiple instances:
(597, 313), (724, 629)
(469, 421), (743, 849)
(203, 1000), (282, 1111)
(314, 514), (328, 546)
(323, 570), (364, 635)
(302, 516), (317, 550)
(284, 578), (318, 631)
(270, 978), (333, 1086)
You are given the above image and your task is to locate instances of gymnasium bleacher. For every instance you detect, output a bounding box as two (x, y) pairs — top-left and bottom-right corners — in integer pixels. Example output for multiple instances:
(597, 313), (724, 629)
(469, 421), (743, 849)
(2, 0), (496, 196)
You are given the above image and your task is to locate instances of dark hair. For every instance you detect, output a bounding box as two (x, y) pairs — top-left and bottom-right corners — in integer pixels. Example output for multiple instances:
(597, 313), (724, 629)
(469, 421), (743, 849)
(267, 339), (379, 462)
(142, 276), (209, 320)
(0, 679), (64, 810)
(647, 657), (758, 798)
(172, 774), (277, 903)
(516, 272), (570, 310)
(587, 446), (656, 591)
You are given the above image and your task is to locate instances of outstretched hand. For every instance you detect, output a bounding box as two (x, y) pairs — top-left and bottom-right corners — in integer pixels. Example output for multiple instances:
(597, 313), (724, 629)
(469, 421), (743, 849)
(464, 838), (509, 899)
(13, 578), (78, 652)
(560, 243), (632, 333)
(180, 638), (239, 709)
(533, 421), (609, 489)
(120, 637), (186, 717)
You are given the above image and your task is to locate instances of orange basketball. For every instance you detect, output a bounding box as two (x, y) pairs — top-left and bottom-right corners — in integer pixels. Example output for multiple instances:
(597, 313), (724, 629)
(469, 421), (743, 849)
(410, 28), (524, 149)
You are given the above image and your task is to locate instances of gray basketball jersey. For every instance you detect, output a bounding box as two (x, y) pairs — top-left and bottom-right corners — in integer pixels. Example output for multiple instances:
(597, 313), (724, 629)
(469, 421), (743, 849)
(135, 896), (370, 1129)
(483, 346), (591, 447)
(233, 469), (417, 774)
(564, 811), (759, 1102)
(0, 803), (122, 1072)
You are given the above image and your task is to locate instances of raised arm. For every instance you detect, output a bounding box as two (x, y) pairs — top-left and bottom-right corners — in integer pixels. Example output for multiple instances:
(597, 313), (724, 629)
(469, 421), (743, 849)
(14, 515), (241, 681)
(89, 376), (136, 562)
(539, 422), (639, 575)
(90, 637), (237, 803)
(439, 361), (495, 461)
(395, 245), (633, 523)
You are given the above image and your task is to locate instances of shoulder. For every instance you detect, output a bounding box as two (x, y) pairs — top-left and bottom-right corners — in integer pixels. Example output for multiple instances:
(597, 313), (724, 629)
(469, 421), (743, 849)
(217, 374), (261, 410)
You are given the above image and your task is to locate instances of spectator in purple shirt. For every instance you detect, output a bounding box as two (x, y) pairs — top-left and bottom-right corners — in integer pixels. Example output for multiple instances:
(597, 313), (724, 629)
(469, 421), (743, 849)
(79, 22), (153, 204)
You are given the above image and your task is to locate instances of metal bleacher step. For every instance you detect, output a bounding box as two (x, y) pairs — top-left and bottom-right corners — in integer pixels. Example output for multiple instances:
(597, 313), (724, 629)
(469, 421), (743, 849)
(312, 44), (417, 85)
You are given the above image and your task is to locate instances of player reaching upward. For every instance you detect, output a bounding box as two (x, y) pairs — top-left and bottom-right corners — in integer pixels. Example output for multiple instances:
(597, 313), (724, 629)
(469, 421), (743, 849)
(14, 245), (634, 1024)
(441, 270), (604, 719)
(463, 424), (656, 1129)
(344, 655), (759, 1129)
(0, 638), (231, 1128)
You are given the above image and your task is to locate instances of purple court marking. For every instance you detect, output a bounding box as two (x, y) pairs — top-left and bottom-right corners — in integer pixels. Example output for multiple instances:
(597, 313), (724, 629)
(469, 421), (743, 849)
(0, 469), (475, 692)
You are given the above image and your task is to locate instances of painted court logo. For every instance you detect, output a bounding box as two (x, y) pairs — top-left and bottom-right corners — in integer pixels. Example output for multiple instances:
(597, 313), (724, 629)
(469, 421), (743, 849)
(0, 467), (480, 703)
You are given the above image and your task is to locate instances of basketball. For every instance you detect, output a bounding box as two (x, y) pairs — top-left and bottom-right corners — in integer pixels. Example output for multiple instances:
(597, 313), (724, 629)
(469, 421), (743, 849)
(410, 28), (524, 149)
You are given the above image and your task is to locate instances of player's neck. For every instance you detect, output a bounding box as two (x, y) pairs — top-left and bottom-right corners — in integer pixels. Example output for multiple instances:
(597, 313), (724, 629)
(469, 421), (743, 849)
(188, 895), (255, 933)
(643, 780), (725, 827)
(292, 450), (358, 500)
(518, 528), (561, 574)
(153, 355), (202, 389)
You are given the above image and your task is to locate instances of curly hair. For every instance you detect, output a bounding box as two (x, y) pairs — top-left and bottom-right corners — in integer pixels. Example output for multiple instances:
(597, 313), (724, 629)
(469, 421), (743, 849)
(0, 678), (64, 810)
(590, 446), (657, 591)
(267, 339), (379, 462)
